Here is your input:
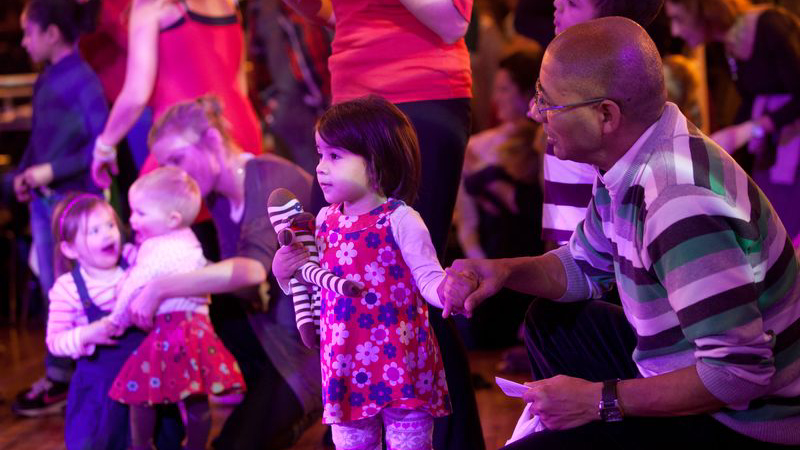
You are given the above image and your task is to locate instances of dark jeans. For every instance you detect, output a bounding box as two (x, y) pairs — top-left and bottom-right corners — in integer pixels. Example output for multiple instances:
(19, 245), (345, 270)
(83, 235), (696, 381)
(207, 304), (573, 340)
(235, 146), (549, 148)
(506, 298), (791, 449)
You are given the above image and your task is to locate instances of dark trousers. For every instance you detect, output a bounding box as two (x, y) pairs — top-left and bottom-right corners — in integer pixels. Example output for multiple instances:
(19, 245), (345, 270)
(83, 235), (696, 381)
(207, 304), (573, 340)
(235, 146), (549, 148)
(210, 295), (307, 450)
(398, 98), (485, 450)
(506, 298), (791, 449)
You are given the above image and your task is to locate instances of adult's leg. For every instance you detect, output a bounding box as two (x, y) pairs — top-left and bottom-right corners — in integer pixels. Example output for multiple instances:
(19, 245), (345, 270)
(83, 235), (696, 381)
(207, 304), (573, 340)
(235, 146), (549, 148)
(211, 294), (309, 450)
(524, 297), (640, 382)
(396, 99), (485, 450)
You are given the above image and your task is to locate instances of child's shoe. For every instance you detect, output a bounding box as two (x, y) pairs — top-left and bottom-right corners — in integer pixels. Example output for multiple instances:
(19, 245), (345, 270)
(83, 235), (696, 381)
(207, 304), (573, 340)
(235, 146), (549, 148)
(11, 376), (69, 417)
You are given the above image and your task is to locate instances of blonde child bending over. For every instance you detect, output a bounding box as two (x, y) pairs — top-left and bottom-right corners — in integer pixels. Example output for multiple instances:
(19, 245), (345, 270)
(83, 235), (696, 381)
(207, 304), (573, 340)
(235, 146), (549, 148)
(108, 166), (244, 450)
(273, 96), (475, 450)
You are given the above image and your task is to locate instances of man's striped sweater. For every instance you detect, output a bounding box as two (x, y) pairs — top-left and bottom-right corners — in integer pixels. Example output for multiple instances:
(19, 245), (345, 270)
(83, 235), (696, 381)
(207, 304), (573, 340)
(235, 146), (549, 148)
(553, 103), (800, 445)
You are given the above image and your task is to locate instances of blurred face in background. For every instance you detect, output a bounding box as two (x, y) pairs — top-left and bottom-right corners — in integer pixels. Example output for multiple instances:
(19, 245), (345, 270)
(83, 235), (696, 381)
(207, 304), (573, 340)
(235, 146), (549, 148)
(553, 0), (599, 34)
(20, 13), (54, 64)
(665, 1), (707, 47)
(492, 68), (530, 123)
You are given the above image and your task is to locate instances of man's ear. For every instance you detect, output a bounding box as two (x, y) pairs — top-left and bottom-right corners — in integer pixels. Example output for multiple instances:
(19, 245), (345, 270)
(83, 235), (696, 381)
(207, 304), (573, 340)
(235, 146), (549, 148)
(599, 99), (622, 135)
(60, 240), (78, 260)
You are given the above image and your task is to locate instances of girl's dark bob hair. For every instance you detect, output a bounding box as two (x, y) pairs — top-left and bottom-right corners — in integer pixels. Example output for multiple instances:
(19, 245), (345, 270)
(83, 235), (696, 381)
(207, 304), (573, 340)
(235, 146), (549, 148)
(316, 95), (422, 204)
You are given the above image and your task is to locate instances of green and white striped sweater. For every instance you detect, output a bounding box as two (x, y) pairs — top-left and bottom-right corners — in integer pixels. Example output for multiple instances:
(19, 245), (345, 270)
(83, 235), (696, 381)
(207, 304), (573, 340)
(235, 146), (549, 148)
(554, 103), (800, 445)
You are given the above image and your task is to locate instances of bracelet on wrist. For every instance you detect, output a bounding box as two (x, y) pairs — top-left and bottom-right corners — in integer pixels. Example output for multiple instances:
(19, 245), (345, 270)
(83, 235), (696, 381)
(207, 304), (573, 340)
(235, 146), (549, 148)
(94, 137), (117, 158)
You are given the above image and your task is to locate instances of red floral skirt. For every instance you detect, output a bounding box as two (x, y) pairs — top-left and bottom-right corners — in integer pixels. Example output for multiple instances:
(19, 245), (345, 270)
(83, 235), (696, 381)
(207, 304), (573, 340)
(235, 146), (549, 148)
(109, 311), (244, 405)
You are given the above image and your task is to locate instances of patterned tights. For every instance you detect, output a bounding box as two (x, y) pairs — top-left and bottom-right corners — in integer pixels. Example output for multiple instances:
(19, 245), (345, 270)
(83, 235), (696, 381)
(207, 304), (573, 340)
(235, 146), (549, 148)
(331, 408), (434, 450)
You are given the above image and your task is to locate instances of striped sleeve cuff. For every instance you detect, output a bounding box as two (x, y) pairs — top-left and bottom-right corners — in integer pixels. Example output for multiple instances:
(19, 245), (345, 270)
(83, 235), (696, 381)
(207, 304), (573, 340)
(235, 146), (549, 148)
(696, 360), (772, 410)
(551, 246), (591, 302)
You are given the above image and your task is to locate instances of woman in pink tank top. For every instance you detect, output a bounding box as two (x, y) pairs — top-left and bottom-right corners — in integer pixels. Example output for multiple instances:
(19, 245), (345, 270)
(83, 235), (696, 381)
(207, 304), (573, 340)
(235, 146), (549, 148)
(90, 0), (262, 187)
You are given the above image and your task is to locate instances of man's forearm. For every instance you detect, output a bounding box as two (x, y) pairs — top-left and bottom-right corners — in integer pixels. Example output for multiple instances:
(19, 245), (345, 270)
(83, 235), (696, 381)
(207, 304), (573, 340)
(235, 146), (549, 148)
(502, 252), (568, 299)
(618, 365), (726, 417)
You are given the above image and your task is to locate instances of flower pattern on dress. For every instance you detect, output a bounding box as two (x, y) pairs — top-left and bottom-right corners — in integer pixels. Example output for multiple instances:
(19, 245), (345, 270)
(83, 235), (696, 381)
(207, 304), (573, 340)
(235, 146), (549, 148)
(336, 242), (357, 265)
(377, 246), (397, 267)
(352, 368), (372, 388)
(390, 282), (412, 305)
(355, 342), (380, 365)
(382, 362), (405, 386)
(370, 324), (390, 346)
(330, 323), (350, 346)
(332, 354), (354, 377)
(324, 403), (343, 422)
(338, 214), (357, 228)
(396, 321), (414, 345)
(361, 289), (381, 310)
(363, 262), (385, 286)
(316, 200), (450, 424)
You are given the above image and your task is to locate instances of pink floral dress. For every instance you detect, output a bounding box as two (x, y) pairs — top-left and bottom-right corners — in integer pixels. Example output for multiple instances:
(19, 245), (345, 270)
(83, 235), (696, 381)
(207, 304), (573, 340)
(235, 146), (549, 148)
(317, 200), (451, 424)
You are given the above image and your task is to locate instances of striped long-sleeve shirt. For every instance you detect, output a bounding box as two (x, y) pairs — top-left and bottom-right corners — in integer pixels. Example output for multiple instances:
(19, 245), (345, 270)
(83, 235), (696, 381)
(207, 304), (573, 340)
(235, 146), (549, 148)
(46, 267), (125, 358)
(554, 102), (800, 445)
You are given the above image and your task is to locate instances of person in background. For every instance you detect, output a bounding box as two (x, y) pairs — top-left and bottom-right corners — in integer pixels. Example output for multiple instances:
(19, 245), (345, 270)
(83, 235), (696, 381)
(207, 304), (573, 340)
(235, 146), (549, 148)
(665, 0), (800, 244)
(126, 97), (320, 449)
(91, 0), (263, 188)
(11, 0), (106, 418)
(542, 0), (665, 248)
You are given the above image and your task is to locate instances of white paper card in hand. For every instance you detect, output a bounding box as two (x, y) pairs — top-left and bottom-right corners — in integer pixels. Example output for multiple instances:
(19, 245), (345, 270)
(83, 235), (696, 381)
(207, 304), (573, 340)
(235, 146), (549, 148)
(495, 376), (529, 398)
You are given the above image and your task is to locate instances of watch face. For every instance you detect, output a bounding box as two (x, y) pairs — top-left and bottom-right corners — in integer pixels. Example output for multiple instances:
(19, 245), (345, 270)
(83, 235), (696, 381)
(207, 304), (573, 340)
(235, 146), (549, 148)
(601, 406), (624, 422)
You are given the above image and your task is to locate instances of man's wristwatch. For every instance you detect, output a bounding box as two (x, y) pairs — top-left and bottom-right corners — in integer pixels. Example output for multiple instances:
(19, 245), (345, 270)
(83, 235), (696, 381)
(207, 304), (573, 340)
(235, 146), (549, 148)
(598, 378), (624, 422)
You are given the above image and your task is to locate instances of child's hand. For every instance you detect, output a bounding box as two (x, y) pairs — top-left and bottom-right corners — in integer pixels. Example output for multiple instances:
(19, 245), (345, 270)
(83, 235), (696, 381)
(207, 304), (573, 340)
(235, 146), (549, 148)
(12, 174), (31, 203)
(22, 163), (54, 189)
(272, 242), (309, 284)
(122, 242), (138, 265)
(440, 268), (479, 318)
(81, 317), (119, 347)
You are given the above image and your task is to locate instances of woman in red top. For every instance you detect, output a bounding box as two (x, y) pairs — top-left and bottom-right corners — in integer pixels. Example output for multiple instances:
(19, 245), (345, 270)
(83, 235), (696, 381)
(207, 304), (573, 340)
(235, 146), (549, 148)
(91, 0), (262, 187)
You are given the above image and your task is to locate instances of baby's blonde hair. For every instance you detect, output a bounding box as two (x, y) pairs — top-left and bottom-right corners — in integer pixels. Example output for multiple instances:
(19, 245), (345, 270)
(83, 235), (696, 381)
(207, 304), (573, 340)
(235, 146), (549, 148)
(130, 166), (201, 226)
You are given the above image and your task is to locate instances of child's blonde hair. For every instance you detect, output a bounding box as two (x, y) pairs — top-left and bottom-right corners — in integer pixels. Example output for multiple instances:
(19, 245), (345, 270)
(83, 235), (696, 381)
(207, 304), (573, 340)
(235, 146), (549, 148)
(130, 166), (202, 227)
(51, 193), (122, 277)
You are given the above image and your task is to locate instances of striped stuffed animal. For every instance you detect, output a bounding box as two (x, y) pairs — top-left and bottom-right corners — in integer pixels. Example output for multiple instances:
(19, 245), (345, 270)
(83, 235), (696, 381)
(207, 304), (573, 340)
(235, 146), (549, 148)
(267, 188), (362, 348)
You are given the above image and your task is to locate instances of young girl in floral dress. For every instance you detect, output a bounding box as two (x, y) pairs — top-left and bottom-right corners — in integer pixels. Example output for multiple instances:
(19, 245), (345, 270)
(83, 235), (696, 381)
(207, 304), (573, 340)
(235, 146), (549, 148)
(274, 96), (472, 449)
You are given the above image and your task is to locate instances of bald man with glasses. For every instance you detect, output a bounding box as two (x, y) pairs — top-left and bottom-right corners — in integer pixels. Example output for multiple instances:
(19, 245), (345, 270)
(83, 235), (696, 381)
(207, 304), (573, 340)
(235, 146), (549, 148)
(445, 17), (800, 448)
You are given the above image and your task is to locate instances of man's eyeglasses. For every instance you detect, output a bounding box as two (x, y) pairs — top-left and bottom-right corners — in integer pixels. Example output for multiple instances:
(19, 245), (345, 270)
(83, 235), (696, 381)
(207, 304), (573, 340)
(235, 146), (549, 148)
(528, 80), (606, 118)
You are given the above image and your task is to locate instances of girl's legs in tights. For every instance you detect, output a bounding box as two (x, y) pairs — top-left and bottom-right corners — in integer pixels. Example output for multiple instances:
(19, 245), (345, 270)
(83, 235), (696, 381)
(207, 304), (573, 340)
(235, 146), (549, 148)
(130, 405), (157, 450)
(330, 408), (434, 450)
(181, 395), (211, 450)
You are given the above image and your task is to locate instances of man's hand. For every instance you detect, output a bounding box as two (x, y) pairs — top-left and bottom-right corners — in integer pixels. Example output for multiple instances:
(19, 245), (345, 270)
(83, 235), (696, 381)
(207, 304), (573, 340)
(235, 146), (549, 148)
(22, 163), (53, 189)
(447, 258), (510, 315)
(523, 375), (601, 430)
(129, 284), (160, 330)
(81, 317), (119, 347)
(13, 174), (31, 202)
(440, 268), (478, 318)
